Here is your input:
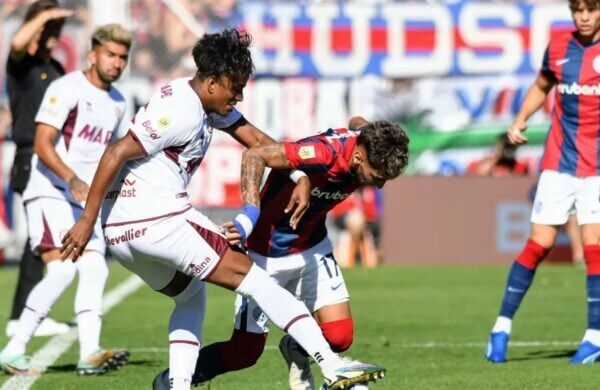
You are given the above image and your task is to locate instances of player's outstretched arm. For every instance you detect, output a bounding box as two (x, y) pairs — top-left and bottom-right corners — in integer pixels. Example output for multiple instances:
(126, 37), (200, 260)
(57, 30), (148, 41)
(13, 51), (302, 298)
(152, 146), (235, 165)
(60, 133), (145, 261)
(223, 117), (310, 232)
(222, 116), (277, 148)
(508, 74), (554, 145)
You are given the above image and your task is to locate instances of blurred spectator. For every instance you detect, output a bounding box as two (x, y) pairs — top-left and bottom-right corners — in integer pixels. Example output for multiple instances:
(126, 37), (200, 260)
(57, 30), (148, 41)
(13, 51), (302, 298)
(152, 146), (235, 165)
(331, 186), (383, 268)
(205, 0), (242, 32)
(0, 104), (12, 254)
(467, 133), (529, 177)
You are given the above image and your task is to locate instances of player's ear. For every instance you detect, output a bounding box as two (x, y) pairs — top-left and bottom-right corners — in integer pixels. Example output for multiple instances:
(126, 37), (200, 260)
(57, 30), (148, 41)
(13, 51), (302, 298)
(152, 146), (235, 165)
(88, 49), (97, 67)
(206, 77), (218, 95)
(352, 148), (364, 165)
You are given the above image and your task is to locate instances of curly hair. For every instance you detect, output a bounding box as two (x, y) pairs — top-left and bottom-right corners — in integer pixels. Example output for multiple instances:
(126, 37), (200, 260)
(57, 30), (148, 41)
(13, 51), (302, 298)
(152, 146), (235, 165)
(192, 29), (254, 91)
(357, 120), (410, 179)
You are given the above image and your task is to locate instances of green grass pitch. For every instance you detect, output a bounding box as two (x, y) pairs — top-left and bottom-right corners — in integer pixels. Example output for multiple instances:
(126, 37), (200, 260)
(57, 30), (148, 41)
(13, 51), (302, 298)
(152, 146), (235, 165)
(0, 261), (598, 389)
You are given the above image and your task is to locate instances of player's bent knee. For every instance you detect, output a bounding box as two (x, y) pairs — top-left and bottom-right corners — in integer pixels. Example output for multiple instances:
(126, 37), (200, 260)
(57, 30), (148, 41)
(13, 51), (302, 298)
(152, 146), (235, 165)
(222, 329), (267, 369)
(320, 318), (354, 352)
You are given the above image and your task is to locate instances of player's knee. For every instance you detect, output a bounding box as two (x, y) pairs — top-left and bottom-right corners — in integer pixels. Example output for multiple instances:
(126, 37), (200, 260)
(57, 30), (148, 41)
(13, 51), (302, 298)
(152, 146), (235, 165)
(78, 251), (108, 281)
(46, 259), (77, 283)
(320, 318), (354, 352)
(222, 330), (267, 369)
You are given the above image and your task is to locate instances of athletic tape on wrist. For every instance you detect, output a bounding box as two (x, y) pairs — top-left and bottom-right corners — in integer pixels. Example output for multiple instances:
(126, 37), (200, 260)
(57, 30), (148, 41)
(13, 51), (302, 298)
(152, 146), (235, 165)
(233, 205), (261, 242)
(289, 169), (307, 184)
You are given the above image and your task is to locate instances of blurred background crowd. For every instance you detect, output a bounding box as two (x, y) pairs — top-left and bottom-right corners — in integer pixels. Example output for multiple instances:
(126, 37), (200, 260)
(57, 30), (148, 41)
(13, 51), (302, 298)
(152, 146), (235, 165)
(0, 0), (575, 266)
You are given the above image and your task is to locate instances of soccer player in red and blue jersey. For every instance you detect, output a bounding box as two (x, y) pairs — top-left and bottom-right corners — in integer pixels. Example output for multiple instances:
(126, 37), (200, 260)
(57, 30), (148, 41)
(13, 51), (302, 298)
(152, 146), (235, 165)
(486, 0), (600, 364)
(152, 118), (408, 389)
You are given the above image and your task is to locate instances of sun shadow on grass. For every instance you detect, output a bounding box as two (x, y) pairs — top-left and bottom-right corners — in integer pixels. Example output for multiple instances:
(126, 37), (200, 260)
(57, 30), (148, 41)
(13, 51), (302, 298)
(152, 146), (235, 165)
(508, 349), (576, 362)
(46, 359), (159, 373)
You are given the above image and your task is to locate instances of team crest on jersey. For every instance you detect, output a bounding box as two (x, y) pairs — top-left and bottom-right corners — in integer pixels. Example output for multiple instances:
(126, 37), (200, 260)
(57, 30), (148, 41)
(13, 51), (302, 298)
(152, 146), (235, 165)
(299, 146), (315, 160)
(157, 116), (171, 130)
(48, 96), (58, 105)
(594, 56), (600, 74)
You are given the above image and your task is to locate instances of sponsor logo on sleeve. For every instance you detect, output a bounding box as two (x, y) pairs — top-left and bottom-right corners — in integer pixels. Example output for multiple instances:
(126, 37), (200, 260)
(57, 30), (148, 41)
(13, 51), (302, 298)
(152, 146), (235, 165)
(299, 145), (315, 160)
(142, 120), (161, 139)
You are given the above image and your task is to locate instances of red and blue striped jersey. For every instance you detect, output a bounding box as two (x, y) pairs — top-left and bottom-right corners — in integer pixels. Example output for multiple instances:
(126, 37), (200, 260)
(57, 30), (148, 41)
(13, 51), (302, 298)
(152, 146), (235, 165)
(247, 128), (361, 257)
(540, 32), (600, 176)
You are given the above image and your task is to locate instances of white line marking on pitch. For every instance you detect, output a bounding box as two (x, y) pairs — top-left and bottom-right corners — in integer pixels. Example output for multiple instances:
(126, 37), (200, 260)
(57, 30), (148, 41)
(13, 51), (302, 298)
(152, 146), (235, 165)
(125, 340), (579, 354)
(1, 275), (144, 390)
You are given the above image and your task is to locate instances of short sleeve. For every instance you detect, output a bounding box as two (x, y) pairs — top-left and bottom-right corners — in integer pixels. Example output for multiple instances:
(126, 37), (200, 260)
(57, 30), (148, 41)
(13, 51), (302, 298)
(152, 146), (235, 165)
(128, 94), (197, 156)
(283, 137), (335, 173)
(35, 77), (78, 130)
(540, 46), (556, 83)
(207, 108), (242, 129)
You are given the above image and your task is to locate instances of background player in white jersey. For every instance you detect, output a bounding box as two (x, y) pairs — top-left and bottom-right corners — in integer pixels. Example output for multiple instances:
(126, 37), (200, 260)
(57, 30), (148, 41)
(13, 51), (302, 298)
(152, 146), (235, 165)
(0, 24), (132, 376)
(156, 117), (408, 390)
(60, 29), (385, 390)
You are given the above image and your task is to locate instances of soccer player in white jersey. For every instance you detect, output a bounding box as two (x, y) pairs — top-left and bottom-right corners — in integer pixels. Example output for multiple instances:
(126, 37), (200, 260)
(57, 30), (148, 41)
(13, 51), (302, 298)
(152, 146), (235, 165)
(60, 29), (385, 390)
(0, 24), (132, 376)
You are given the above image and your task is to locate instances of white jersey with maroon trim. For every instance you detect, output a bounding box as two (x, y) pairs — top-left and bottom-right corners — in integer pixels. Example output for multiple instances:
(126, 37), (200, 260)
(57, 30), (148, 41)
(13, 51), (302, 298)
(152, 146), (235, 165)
(101, 77), (241, 226)
(23, 71), (126, 204)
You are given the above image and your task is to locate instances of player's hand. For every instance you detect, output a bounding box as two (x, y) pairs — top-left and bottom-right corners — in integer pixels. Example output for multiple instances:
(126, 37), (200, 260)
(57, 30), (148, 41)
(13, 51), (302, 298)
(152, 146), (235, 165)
(68, 176), (89, 202)
(222, 221), (243, 246)
(286, 175), (311, 230)
(59, 218), (94, 261)
(507, 121), (528, 145)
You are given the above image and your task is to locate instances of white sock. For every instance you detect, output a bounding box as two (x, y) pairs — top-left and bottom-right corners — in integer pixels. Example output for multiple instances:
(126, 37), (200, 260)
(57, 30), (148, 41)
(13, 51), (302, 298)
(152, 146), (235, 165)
(169, 281), (205, 383)
(583, 329), (600, 345)
(235, 264), (341, 371)
(2, 260), (76, 356)
(492, 316), (512, 334)
(75, 252), (108, 360)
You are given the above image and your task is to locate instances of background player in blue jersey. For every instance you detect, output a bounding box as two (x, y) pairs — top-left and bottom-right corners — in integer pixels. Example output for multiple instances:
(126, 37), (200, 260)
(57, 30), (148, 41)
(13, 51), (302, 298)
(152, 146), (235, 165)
(152, 117), (409, 389)
(486, 0), (600, 365)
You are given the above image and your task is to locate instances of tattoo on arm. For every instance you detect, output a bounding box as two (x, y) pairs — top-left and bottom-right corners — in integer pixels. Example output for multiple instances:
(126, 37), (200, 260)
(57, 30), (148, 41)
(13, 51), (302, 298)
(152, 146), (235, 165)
(241, 153), (264, 207)
(241, 145), (291, 207)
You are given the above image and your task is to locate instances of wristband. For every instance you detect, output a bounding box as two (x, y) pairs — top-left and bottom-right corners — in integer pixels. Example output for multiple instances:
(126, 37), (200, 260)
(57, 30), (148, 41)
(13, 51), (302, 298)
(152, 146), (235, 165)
(289, 169), (307, 184)
(233, 205), (261, 242)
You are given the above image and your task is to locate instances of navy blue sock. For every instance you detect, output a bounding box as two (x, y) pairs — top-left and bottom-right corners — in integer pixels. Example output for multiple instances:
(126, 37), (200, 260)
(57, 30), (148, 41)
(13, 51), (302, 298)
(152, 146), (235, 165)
(499, 261), (535, 319)
(587, 275), (600, 330)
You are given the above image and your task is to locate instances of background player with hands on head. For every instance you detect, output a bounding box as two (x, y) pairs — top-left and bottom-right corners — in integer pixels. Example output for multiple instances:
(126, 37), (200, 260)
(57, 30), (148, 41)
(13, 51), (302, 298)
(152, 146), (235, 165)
(4, 0), (73, 340)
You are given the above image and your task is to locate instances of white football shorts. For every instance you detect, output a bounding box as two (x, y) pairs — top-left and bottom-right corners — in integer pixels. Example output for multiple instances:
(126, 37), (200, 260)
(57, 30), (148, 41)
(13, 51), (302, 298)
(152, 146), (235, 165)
(103, 207), (229, 291)
(25, 197), (105, 255)
(233, 237), (349, 334)
(531, 170), (600, 225)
